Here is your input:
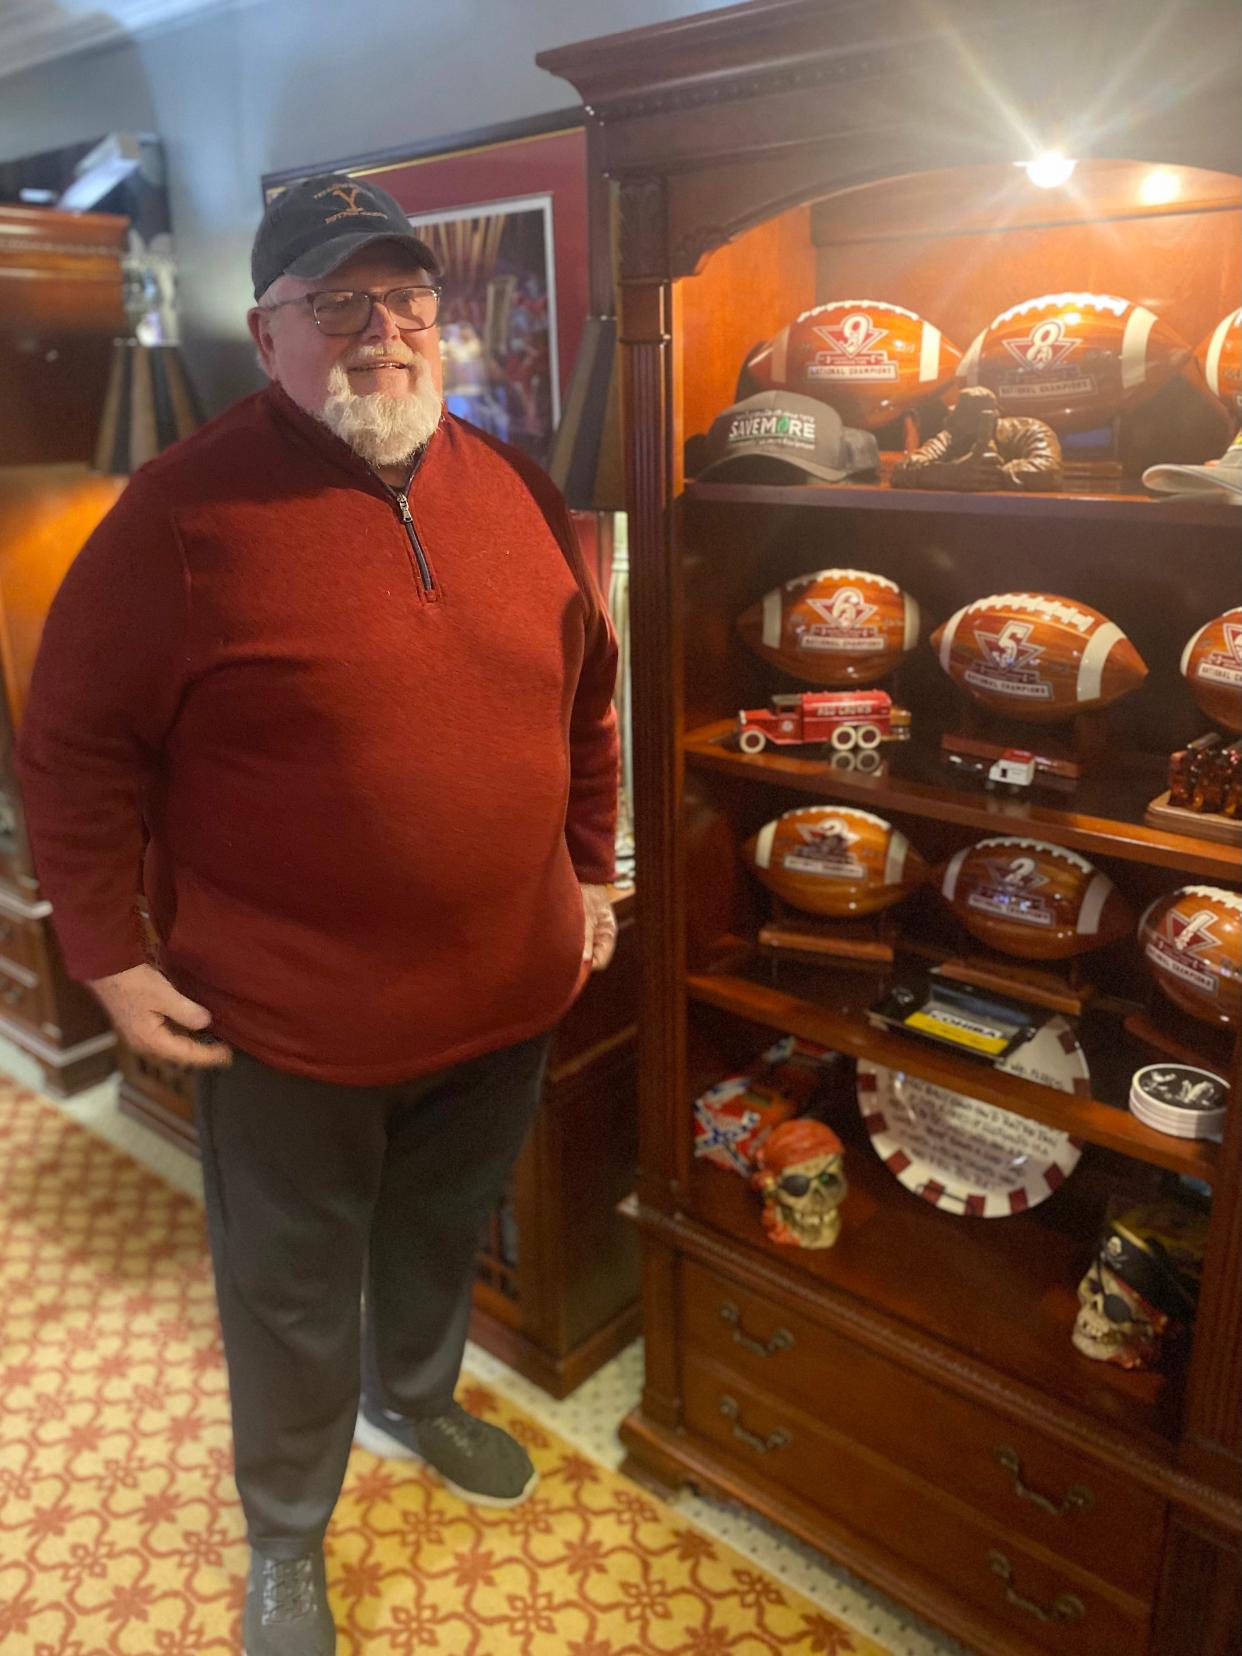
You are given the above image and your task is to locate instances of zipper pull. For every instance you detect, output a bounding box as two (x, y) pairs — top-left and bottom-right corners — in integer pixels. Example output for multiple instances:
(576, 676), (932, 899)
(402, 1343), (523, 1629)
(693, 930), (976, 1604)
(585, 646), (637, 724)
(394, 491), (414, 525)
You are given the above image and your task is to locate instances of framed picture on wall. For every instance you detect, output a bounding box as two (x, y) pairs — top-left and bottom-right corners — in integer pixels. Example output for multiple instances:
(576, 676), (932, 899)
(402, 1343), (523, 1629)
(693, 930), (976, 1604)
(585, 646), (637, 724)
(261, 111), (588, 468)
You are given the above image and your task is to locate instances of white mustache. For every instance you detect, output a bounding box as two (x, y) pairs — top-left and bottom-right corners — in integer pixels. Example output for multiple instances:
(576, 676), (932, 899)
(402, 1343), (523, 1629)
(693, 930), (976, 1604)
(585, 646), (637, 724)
(345, 346), (420, 371)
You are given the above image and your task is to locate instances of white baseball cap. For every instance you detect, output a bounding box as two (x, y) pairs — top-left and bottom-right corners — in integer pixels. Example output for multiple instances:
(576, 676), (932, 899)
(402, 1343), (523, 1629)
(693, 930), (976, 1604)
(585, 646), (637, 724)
(1143, 431), (1242, 501)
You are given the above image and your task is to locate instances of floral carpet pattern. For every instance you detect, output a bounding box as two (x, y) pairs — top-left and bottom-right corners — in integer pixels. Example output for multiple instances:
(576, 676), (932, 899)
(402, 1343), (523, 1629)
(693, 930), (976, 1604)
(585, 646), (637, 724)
(0, 1081), (890, 1655)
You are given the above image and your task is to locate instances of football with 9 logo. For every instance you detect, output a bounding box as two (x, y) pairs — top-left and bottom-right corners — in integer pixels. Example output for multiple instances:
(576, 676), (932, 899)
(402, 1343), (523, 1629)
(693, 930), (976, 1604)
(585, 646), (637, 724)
(1181, 607), (1242, 733)
(743, 301), (962, 431)
(936, 837), (1134, 960)
(1196, 308), (1242, 415)
(741, 805), (926, 919)
(931, 592), (1148, 723)
(736, 568), (921, 686)
(957, 293), (1193, 430)
(1140, 886), (1242, 1030)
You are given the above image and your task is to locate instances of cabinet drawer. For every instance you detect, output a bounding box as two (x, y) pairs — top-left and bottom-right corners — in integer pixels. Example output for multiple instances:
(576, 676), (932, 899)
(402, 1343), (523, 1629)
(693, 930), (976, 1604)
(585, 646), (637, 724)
(681, 1257), (1164, 1600)
(0, 908), (41, 974)
(0, 959), (44, 1030)
(682, 1355), (1151, 1656)
(117, 1044), (196, 1126)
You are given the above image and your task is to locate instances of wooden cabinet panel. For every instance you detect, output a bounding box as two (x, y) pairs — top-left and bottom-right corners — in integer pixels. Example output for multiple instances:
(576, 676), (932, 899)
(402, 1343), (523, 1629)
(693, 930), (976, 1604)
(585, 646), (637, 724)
(0, 907), (42, 975)
(682, 1355), (1153, 1656)
(681, 1257), (1166, 1598)
(0, 956), (43, 1031)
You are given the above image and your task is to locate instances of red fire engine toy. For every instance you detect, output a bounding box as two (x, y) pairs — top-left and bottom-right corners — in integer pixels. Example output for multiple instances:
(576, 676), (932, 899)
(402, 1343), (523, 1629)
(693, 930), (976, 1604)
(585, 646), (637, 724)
(735, 690), (912, 755)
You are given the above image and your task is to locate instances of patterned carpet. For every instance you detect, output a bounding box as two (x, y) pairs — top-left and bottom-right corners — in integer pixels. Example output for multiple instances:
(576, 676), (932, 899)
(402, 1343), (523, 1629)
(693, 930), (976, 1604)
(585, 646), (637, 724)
(0, 1081), (890, 1655)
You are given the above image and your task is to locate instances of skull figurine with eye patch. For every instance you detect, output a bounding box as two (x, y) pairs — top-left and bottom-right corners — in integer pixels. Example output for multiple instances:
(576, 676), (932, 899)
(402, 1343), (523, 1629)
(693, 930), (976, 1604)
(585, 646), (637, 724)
(751, 1118), (847, 1248)
(1071, 1200), (1208, 1371)
(1072, 1251), (1168, 1370)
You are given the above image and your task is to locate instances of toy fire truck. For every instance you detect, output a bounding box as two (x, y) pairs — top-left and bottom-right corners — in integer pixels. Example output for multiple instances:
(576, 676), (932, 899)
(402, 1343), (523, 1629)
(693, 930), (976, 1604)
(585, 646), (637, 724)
(735, 690), (912, 755)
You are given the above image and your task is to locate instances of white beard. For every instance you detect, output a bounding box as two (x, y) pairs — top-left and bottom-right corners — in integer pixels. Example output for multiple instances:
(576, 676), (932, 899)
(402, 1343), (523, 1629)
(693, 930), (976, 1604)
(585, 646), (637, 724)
(317, 358), (443, 469)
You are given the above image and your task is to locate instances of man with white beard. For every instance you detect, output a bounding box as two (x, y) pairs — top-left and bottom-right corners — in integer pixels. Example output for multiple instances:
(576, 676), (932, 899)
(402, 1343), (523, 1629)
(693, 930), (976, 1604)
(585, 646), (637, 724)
(18, 173), (619, 1656)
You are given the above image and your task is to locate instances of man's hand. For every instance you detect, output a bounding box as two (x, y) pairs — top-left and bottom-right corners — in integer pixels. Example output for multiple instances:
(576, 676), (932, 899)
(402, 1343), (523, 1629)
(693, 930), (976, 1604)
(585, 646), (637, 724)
(88, 962), (233, 1068)
(580, 882), (617, 972)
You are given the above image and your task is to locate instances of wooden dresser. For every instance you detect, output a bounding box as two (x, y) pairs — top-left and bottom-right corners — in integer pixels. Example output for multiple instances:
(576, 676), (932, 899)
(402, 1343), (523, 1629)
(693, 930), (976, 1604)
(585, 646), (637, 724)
(0, 205), (132, 1093)
(542, 5), (1241, 1652)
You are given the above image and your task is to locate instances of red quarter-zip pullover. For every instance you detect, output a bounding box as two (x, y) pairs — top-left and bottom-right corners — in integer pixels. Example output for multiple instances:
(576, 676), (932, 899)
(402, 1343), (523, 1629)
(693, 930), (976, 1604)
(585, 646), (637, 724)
(17, 385), (619, 1083)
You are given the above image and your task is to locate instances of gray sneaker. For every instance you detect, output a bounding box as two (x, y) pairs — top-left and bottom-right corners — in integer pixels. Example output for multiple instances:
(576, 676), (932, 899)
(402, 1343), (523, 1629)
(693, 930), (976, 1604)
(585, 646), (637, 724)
(354, 1398), (538, 1507)
(243, 1548), (335, 1656)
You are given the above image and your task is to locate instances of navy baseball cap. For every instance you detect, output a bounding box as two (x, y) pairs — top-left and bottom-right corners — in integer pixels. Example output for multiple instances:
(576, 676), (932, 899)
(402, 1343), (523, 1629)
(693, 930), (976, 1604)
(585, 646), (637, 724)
(252, 172), (439, 300)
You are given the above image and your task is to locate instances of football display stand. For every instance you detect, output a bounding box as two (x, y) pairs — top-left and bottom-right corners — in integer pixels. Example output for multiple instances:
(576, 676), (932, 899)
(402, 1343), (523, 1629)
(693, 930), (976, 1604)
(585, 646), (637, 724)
(929, 952), (1097, 1019)
(1146, 791), (1242, 847)
(758, 897), (898, 971)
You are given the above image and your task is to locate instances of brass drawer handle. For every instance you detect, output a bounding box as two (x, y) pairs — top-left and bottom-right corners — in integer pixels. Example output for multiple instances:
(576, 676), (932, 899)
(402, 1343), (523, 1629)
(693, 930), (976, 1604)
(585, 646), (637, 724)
(0, 920), (15, 943)
(987, 1551), (1084, 1625)
(995, 1446), (1094, 1517)
(2, 982), (24, 1007)
(719, 1301), (794, 1357)
(719, 1394), (791, 1456)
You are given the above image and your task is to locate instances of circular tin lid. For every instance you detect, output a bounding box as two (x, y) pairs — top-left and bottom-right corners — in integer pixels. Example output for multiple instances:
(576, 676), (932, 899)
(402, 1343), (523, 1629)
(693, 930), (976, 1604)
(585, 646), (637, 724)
(1129, 1064), (1228, 1139)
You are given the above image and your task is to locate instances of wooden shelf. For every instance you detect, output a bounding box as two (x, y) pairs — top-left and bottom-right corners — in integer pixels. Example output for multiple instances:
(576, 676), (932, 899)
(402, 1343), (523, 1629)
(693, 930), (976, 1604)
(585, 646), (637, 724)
(685, 478), (1242, 530)
(684, 720), (1242, 882)
(686, 967), (1219, 1183)
(682, 1153), (1182, 1449)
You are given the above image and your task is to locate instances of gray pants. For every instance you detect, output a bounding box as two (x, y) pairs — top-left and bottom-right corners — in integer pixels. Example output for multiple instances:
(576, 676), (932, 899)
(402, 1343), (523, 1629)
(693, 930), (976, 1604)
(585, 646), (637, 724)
(195, 1030), (552, 1557)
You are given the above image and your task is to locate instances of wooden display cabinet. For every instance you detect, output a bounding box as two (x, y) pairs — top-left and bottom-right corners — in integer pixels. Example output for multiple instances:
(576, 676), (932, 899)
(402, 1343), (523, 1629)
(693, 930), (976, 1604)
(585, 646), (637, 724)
(0, 206), (133, 1095)
(118, 889), (641, 1398)
(542, 5), (1241, 1654)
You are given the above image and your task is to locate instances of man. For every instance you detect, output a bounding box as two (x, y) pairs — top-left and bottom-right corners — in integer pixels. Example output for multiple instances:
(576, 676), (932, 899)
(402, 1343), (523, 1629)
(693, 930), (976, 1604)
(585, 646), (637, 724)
(17, 173), (619, 1656)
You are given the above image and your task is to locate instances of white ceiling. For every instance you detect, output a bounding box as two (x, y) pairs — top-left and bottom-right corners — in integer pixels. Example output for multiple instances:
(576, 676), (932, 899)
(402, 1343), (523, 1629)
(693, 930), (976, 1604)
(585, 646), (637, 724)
(0, 0), (253, 82)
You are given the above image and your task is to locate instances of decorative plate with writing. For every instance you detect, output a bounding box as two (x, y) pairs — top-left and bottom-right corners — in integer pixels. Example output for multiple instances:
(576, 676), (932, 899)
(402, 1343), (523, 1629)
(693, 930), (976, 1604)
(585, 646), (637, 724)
(856, 1016), (1089, 1217)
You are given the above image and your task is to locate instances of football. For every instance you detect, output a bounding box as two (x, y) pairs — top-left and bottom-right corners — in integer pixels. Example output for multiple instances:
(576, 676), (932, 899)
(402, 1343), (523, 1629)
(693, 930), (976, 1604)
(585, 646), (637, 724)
(736, 568), (921, 686)
(936, 836), (1134, 960)
(742, 804), (926, 918)
(1181, 608), (1242, 735)
(742, 300), (961, 431)
(931, 592), (1148, 723)
(957, 292), (1193, 430)
(1196, 307), (1242, 415)
(1140, 885), (1242, 1030)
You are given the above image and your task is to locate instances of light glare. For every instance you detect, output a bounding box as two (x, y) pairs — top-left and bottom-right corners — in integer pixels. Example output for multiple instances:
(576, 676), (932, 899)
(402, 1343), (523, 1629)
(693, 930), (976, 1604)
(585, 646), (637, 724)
(1022, 153), (1077, 189)
(1138, 167), (1181, 205)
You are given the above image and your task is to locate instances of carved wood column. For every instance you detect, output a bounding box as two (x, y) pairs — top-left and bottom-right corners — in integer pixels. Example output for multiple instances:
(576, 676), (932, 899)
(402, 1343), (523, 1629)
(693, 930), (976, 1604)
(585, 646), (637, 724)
(617, 176), (683, 1224)
(616, 174), (685, 1432)
(1181, 1056), (1242, 1488)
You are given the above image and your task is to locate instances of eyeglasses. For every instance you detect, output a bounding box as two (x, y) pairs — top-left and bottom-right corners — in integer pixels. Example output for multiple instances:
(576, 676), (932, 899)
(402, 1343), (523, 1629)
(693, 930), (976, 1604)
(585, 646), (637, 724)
(262, 284), (441, 336)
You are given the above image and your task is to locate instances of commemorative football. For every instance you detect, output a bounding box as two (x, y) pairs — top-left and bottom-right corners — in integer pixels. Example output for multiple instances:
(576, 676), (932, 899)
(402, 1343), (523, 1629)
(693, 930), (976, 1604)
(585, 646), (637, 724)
(742, 804), (926, 918)
(957, 292), (1193, 430)
(931, 592), (1148, 722)
(1196, 307), (1242, 416)
(936, 836), (1134, 960)
(1139, 885), (1242, 1030)
(736, 567), (921, 686)
(742, 300), (961, 430)
(1181, 607), (1242, 734)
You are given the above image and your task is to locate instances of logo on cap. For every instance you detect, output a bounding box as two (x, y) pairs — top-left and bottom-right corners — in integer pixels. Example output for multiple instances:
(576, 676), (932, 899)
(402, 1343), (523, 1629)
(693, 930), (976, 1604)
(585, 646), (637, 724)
(728, 409), (816, 449)
(314, 182), (388, 225)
